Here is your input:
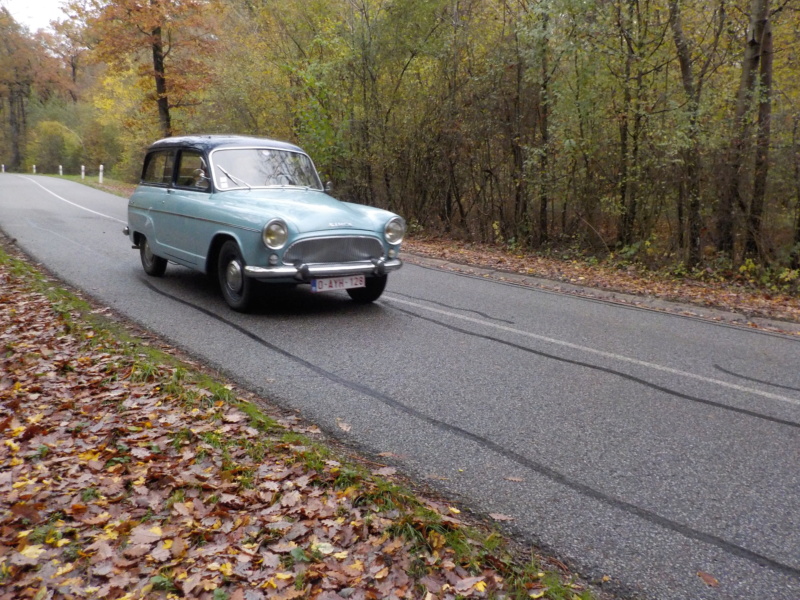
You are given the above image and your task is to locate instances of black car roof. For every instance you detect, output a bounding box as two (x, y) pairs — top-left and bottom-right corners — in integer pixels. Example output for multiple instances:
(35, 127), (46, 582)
(147, 135), (305, 154)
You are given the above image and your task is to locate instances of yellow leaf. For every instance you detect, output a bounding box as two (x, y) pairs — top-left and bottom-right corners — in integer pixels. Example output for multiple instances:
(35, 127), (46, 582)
(149, 526), (163, 537)
(333, 551), (349, 560)
(10, 427), (25, 437)
(219, 563), (233, 577)
(54, 563), (74, 577)
(56, 539), (71, 548)
(530, 592), (546, 599)
(448, 506), (461, 514)
(348, 560), (364, 573)
(10, 457), (23, 466)
(276, 573), (293, 580)
(475, 581), (487, 592)
(374, 567), (389, 579)
(163, 539), (173, 550)
(28, 413), (44, 424)
(5, 440), (20, 452)
(21, 545), (46, 559)
(78, 450), (100, 461)
(18, 530), (32, 538)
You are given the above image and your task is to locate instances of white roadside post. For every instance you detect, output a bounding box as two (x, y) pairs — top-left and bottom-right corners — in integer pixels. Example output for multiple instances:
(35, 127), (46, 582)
(59, 165), (63, 176)
(33, 165), (36, 174)
(99, 164), (104, 184)
(81, 165), (85, 180)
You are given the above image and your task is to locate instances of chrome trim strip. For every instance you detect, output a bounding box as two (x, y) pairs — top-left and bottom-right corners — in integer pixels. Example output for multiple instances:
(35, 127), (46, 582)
(132, 208), (261, 234)
(244, 259), (402, 281)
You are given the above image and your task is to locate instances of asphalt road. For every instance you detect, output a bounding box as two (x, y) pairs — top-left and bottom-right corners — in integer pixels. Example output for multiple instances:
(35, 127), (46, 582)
(2, 174), (799, 600)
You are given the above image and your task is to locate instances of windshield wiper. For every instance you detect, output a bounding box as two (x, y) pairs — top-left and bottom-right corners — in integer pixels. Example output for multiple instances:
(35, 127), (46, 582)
(217, 166), (252, 189)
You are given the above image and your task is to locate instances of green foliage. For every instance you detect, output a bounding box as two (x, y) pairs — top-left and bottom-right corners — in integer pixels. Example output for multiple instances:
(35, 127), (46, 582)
(5, 0), (800, 271)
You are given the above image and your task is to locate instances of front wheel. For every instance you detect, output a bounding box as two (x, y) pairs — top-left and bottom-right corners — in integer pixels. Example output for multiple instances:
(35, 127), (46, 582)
(346, 275), (387, 303)
(218, 241), (255, 311)
(139, 236), (167, 277)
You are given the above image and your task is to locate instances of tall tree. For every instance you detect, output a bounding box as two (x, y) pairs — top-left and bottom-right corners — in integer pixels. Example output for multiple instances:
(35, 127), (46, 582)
(717, 0), (772, 256)
(67, 0), (220, 137)
(745, 8), (774, 258)
(668, 0), (727, 265)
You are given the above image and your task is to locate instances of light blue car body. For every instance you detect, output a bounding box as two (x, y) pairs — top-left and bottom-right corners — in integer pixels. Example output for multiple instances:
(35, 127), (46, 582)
(125, 135), (404, 309)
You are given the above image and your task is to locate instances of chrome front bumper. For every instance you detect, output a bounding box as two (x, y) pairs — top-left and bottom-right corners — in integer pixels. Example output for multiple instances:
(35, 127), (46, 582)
(244, 258), (402, 281)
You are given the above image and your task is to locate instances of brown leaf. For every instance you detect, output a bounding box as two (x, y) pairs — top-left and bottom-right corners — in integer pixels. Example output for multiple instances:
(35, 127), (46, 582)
(698, 571), (719, 587)
(373, 467), (396, 477)
(123, 543), (152, 558)
(281, 490), (301, 508)
(489, 513), (514, 521)
(455, 575), (485, 592)
(223, 410), (246, 423)
(149, 543), (172, 562)
(131, 447), (152, 459)
(129, 524), (163, 545)
(170, 537), (188, 558)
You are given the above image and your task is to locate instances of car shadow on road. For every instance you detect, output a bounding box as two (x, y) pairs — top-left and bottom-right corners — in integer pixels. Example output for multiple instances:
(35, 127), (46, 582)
(153, 267), (387, 318)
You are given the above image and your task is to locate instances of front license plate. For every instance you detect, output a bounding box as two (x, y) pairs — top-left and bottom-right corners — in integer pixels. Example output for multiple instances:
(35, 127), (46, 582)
(311, 275), (366, 293)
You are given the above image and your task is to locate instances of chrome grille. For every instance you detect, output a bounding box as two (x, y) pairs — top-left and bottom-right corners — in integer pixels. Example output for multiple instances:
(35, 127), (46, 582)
(283, 236), (383, 265)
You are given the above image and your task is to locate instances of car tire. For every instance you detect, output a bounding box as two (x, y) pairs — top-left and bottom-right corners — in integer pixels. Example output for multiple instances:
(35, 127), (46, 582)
(218, 240), (254, 311)
(139, 237), (167, 277)
(346, 275), (387, 303)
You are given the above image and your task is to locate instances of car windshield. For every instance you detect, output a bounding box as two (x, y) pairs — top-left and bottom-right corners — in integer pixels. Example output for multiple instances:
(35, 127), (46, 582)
(210, 148), (323, 190)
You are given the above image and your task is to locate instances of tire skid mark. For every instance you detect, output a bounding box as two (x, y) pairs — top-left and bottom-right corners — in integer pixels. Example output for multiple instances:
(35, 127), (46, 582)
(142, 280), (800, 579)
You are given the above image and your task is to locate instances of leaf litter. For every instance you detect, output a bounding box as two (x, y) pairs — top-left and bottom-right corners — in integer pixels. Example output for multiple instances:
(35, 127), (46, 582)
(0, 249), (596, 599)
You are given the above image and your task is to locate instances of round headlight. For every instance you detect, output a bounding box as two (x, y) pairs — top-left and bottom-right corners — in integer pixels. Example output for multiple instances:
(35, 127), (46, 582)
(262, 219), (288, 249)
(384, 217), (406, 245)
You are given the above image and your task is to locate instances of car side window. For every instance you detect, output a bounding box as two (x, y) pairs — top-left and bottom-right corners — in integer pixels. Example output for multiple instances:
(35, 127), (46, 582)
(175, 150), (210, 191)
(142, 150), (175, 186)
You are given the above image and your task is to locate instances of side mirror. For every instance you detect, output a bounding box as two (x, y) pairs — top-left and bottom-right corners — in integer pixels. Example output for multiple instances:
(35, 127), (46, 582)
(325, 181), (334, 193)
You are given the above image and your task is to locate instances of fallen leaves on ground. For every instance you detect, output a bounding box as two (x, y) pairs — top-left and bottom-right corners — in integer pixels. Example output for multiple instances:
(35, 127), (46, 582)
(404, 238), (800, 329)
(697, 571), (720, 587)
(0, 253), (592, 599)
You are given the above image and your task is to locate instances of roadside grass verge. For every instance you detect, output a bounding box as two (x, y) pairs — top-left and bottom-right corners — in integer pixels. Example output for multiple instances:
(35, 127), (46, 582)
(0, 242), (597, 600)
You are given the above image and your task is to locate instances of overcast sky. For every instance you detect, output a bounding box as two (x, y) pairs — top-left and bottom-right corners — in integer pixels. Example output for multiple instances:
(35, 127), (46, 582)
(2, 0), (68, 32)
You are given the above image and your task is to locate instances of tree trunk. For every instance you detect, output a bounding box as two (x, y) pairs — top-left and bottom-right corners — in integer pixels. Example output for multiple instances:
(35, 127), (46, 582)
(792, 118), (800, 269)
(668, 0), (703, 266)
(537, 12), (550, 246)
(717, 0), (770, 256)
(151, 26), (172, 137)
(8, 85), (27, 170)
(745, 13), (773, 259)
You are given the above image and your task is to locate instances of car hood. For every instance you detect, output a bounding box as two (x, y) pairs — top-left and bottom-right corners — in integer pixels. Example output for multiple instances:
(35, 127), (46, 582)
(217, 188), (395, 235)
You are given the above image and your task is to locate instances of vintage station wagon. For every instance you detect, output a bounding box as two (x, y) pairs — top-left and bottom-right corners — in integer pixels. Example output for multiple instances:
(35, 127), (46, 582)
(124, 135), (405, 311)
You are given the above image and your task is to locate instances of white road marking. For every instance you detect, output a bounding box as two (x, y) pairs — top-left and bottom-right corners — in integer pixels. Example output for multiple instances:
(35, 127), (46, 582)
(386, 295), (800, 407)
(19, 176), (126, 224)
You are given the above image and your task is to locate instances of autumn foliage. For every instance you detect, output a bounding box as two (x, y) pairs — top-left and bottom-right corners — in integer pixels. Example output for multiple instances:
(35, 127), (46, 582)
(0, 249), (590, 599)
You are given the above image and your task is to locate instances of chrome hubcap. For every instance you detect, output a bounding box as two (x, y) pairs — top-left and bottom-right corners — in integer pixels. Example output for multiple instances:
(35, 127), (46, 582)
(143, 241), (153, 263)
(225, 259), (243, 293)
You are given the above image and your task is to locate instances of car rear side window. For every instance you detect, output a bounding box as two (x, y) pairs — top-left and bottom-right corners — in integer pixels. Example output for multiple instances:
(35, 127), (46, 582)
(142, 150), (175, 185)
